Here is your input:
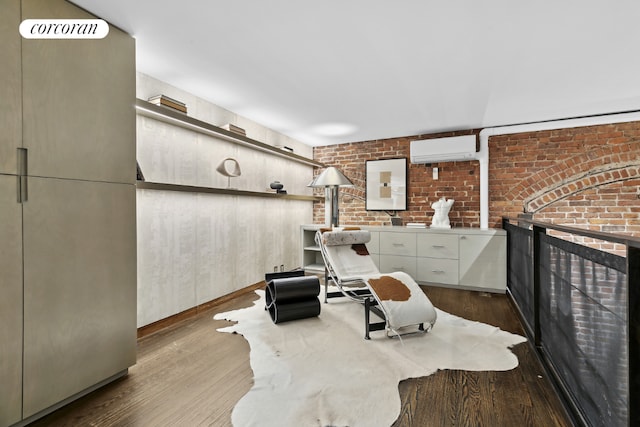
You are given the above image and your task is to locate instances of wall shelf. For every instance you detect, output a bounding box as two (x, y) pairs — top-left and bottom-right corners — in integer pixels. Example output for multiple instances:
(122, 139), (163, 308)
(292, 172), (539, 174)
(137, 181), (322, 202)
(135, 99), (324, 168)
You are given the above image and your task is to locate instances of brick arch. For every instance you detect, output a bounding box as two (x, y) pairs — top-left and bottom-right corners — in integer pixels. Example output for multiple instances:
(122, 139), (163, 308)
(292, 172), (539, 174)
(525, 165), (640, 213)
(502, 142), (640, 213)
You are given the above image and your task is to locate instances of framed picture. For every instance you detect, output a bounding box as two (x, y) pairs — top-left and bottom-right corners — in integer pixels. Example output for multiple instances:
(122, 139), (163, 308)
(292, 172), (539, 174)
(365, 158), (408, 211)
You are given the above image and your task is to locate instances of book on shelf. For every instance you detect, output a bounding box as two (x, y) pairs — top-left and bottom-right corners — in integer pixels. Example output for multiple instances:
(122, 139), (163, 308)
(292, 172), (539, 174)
(221, 123), (246, 136)
(147, 94), (187, 113)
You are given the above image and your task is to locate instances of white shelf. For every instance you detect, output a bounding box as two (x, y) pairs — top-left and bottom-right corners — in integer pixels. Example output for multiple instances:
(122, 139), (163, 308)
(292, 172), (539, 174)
(137, 181), (321, 202)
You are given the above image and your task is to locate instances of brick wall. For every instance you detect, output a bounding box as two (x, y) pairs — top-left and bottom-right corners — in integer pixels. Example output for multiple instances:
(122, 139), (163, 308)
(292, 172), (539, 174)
(313, 121), (640, 241)
(313, 130), (479, 227)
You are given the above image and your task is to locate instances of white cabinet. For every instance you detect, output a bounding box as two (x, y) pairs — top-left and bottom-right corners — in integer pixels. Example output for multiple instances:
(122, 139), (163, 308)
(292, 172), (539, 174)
(459, 233), (506, 290)
(378, 231), (416, 276)
(416, 229), (505, 292)
(416, 233), (459, 285)
(301, 225), (506, 293)
(379, 232), (416, 256)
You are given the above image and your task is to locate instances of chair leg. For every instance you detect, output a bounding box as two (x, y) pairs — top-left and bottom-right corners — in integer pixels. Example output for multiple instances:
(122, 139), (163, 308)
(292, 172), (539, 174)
(364, 298), (371, 340)
(324, 266), (328, 303)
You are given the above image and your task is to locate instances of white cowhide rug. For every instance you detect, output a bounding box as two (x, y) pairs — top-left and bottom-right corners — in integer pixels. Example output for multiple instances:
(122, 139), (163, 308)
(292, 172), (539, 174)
(214, 290), (526, 427)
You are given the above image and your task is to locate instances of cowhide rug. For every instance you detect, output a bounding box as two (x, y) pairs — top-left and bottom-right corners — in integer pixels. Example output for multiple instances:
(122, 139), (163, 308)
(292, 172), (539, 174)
(214, 290), (526, 427)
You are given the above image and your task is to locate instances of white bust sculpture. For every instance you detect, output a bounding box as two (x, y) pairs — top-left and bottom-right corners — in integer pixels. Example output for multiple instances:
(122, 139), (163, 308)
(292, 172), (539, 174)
(430, 197), (454, 229)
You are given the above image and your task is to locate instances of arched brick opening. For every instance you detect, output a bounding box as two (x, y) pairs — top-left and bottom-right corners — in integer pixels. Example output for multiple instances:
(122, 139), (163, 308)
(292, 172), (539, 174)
(504, 142), (640, 214)
(500, 142), (640, 253)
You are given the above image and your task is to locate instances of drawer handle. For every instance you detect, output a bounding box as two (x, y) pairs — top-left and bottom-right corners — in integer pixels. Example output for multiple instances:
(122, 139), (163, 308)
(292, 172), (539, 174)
(393, 267), (405, 271)
(432, 245), (445, 248)
(392, 243), (405, 247)
(431, 269), (445, 274)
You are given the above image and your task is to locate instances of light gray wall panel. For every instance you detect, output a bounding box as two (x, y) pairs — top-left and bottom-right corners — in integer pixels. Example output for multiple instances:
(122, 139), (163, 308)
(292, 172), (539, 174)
(194, 193), (239, 304)
(137, 189), (312, 327)
(0, 176), (23, 426)
(22, 178), (137, 417)
(136, 189), (198, 327)
(0, 0), (21, 176)
(21, 0), (136, 184)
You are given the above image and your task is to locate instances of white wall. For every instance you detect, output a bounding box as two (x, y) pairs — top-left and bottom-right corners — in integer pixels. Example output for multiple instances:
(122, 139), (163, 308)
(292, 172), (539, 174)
(136, 73), (314, 327)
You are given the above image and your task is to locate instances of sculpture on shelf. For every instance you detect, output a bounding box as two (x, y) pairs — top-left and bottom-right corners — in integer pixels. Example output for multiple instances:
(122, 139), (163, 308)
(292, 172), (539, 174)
(216, 157), (241, 189)
(430, 197), (454, 229)
(270, 181), (287, 194)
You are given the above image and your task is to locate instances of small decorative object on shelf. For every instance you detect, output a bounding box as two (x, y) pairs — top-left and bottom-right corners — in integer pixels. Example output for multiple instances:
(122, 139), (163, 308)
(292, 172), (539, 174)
(276, 144), (294, 153)
(147, 94), (187, 113)
(430, 197), (454, 229)
(221, 123), (246, 136)
(270, 181), (287, 194)
(216, 157), (242, 189)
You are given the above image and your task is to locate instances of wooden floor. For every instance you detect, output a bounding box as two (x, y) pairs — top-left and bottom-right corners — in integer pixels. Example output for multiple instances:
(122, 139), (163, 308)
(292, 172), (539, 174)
(30, 286), (574, 427)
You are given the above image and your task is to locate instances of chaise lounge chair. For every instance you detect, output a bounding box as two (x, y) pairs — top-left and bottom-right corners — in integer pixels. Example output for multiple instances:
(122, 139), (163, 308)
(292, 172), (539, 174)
(316, 227), (437, 339)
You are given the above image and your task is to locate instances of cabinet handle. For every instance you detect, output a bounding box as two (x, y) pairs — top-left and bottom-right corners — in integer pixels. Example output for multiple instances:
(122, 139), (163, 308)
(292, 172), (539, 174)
(460, 236), (467, 240)
(432, 245), (445, 248)
(17, 148), (28, 203)
(392, 243), (405, 247)
(431, 269), (445, 274)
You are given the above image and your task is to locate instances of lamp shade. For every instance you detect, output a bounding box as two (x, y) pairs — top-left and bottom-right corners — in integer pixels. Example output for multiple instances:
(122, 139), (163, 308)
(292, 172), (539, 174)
(308, 167), (353, 187)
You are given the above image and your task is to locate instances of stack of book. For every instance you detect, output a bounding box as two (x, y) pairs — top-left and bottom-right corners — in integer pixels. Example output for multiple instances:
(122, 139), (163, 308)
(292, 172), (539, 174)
(147, 95), (187, 114)
(406, 222), (427, 228)
(221, 123), (246, 136)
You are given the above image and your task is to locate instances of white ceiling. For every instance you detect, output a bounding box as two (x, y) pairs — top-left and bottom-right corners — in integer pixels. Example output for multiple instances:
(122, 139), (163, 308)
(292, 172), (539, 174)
(72, 0), (640, 146)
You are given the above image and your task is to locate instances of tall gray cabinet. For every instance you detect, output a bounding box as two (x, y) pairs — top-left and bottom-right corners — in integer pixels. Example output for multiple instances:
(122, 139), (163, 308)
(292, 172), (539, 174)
(0, 0), (137, 425)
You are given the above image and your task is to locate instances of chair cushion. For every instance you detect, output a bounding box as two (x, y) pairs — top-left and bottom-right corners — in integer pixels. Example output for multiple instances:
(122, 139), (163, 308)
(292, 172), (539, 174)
(321, 230), (371, 246)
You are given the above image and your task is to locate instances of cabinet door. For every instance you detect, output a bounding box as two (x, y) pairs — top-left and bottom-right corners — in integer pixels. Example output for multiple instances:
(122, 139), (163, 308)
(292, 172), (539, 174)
(21, 0), (136, 184)
(22, 177), (137, 417)
(459, 234), (507, 291)
(0, 176), (23, 426)
(0, 0), (22, 175)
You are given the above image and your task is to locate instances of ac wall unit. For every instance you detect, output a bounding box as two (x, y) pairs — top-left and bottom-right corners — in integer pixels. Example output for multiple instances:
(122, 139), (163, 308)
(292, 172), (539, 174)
(410, 135), (477, 163)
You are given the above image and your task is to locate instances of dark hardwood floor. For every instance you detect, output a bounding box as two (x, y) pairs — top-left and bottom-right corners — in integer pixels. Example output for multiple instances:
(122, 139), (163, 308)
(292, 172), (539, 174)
(29, 286), (574, 427)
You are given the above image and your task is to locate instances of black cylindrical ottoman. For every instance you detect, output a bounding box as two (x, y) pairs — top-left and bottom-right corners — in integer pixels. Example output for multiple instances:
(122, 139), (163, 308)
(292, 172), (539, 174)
(265, 275), (321, 324)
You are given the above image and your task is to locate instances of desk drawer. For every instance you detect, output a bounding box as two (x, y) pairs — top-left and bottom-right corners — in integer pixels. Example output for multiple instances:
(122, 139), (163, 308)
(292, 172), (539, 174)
(417, 234), (458, 259)
(379, 255), (416, 278)
(379, 232), (416, 256)
(417, 258), (458, 285)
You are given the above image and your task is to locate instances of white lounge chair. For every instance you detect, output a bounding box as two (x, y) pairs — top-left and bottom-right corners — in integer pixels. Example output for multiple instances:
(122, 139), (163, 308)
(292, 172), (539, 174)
(316, 228), (437, 339)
